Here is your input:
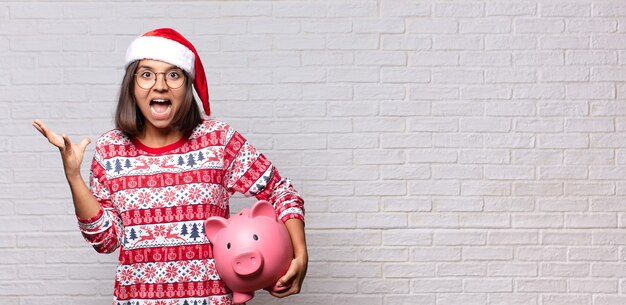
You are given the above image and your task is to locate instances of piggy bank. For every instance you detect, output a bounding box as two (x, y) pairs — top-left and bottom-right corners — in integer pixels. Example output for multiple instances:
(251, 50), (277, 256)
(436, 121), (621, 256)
(205, 200), (293, 304)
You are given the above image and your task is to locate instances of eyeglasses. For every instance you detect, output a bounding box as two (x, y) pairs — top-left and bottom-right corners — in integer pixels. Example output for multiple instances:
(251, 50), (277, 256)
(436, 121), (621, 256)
(134, 69), (186, 90)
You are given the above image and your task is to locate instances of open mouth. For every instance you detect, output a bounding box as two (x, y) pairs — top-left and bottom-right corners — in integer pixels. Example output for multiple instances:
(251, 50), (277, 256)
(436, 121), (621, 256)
(150, 99), (172, 118)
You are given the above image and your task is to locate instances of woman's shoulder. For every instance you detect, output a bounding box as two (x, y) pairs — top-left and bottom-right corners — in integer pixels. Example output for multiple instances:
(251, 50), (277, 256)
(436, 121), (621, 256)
(94, 128), (132, 148)
(190, 119), (236, 138)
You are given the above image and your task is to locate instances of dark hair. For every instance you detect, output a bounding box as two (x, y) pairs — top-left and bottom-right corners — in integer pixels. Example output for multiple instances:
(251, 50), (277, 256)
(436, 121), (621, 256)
(115, 60), (202, 137)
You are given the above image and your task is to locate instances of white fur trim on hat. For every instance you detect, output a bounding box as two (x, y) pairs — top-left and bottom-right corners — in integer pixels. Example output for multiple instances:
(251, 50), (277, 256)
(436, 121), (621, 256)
(125, 36), (195, 76)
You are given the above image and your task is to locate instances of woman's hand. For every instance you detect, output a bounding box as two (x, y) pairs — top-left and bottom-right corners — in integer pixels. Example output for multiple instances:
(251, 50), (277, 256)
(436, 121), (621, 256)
(32, 119), (91, 180)
(268, 218), (308, 298)
(269, 253), (308, 298)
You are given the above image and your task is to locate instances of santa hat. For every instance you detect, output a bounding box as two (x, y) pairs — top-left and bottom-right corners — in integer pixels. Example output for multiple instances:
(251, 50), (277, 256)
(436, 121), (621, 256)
(125, 28), (210, 116)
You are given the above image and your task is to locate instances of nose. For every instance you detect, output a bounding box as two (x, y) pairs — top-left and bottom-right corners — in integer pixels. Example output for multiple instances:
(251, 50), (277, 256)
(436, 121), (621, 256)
(153, 73), (168, 91)
(232, 250), (264, 277)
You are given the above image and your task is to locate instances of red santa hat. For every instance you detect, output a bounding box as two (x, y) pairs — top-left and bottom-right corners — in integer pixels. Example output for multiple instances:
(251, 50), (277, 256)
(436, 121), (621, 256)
(125, 28), (210, 116)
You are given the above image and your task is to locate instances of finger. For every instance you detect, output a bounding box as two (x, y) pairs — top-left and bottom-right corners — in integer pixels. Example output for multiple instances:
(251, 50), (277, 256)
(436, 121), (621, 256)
(33, 120), (64, 147)
(78, 138), (92, 152)
(32, 120), (47, 136)
(61, 134), (72, 152)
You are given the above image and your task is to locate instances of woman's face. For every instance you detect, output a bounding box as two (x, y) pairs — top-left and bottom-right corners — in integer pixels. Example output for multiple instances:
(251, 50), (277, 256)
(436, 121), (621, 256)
(133, 59), (187, 132)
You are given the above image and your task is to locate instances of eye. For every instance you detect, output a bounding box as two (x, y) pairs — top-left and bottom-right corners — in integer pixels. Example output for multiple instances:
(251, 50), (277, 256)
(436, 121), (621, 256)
(253, 234), (258, 241)
(140, 71), (154, 79)
(226, 242), (231, 249)
(167, 71), (181, 79)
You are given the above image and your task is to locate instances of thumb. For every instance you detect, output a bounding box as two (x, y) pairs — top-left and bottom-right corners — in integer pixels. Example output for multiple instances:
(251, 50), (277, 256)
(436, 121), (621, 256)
(78, 138), (92, 151)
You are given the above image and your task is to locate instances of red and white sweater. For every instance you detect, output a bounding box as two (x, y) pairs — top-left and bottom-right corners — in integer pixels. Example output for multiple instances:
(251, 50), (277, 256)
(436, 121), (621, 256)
(77, 119), (305, 305)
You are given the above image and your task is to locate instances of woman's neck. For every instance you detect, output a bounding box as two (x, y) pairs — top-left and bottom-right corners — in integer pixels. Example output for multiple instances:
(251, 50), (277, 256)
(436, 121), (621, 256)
(137, 126), (184, 148)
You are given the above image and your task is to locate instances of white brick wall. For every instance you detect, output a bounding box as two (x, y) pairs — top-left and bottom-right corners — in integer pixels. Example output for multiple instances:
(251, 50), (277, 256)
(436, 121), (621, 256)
(2, 0), (626, 304)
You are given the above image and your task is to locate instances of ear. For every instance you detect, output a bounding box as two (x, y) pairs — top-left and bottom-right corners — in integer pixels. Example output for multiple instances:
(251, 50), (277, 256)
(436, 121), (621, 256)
(249, 200), (277, 220)
(204, 217), (228, 242)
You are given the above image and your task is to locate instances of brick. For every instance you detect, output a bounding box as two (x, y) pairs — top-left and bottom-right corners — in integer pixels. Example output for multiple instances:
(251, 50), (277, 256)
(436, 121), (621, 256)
(302, 20), (351, 34)
(433, 133), (484, 148)
(381, 2), (430, 17)
(361, 247), (409, 262)
(484, 197), (534, 212)
(487, 3), (536, 16)
(354, 84), (406, 100)
(380, 101), (430, 116)
(541, 3), (590, 17)
(489, 231), (538, 245)
(594, 3), (626, 16)
(460, 18), (511, 34)
(383, 263), (435, 278)
(490, 294), (537, 305)
(354, 18), (403, 33)
(410, 214), (459, 228)
(463, 247), (513, 261)
(382, 197), (431, 212)
(303, 84), (352, 100)
(514, 51), (564, 66)
(381, 165), (429, 179)
(412, 279), (462, 292)
(220, 2), (271, 16)
(542, 295), (590, 305)
(10, 4), (63, 19)
(465, 279), (512, 292)
(516, 279), (566, 292)
(565, 214), (617, 228)
(328, 68), (379, 82)
(355, 118), (405, 132)
(355, 150), (405, 165)
(432, 35), (482, 50)
(407, 19), (458, 34)
(568, 247), (619, 261)
(541, 262), (589, 277)
(433, 197), (481, 211)
(273, 3), (326, 18)
(516, 18), (565, 33)
(434, 231), (485, 246)
(486, 35), (538, 50)
(409, 51), (459, 66)
(488, 263), (537, 276)
(439, 263), (486, 276)
(328, 134), (378, 149)
(411, 181), (461, 196)
(329, 101), (379, 116)
(355, 182), (406, 196)
(275, 101), (325, 117)
(567, 50), (618, 65)
(304, 51), (354, 66)
(512, 214), (563, 229)
(308, 230), (379, 246)
(540, 66), (589, 82)
(433, 69), (483, 84)
(382, 34), (430, 50)
(382, 229), (430, 246)
(568, 19), (617, 33)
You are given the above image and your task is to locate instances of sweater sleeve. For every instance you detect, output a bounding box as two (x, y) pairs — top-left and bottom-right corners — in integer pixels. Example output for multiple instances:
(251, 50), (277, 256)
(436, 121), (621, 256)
(77, 146), (124, 253)
(223, 128), (305, 223)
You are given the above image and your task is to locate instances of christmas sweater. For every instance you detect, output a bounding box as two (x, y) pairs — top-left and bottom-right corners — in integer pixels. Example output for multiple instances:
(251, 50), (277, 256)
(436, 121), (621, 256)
(77, 119), (305, 305)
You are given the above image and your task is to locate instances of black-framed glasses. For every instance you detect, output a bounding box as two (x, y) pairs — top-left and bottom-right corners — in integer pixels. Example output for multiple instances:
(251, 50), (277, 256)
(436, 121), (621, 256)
(134, 69), (186, 90)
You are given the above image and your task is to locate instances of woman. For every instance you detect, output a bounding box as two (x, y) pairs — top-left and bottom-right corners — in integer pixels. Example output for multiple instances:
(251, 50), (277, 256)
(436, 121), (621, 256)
(32, 28), (307, 305)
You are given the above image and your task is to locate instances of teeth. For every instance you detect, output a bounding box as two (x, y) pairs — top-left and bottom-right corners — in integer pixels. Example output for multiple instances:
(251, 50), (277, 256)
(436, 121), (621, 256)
(151, 99), (169, 103)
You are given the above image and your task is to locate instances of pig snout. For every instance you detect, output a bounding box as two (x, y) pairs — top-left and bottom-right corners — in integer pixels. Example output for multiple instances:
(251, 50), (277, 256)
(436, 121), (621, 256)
(232, 250), (264, 277)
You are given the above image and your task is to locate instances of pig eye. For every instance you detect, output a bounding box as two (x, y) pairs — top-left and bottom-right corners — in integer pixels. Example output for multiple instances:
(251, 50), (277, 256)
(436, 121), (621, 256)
(226, 242), (231, 249)
(253, 234), (259, 241)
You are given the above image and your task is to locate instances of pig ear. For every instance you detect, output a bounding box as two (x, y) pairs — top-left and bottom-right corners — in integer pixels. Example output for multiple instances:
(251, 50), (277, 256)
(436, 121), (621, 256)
(204, 217), (228, 242)
(250, 200), (277, 220)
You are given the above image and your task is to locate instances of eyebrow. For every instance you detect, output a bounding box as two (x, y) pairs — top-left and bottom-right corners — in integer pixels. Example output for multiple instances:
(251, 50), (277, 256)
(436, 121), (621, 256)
(137, 65), (182, 71)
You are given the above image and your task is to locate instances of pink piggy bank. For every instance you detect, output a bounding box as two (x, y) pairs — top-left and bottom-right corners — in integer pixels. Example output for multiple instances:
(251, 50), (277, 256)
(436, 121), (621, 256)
(205, 200), (293, 304)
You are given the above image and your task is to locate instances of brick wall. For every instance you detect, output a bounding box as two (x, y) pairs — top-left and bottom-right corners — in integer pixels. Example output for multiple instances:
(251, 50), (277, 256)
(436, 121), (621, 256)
(2, 1), (626, 304)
